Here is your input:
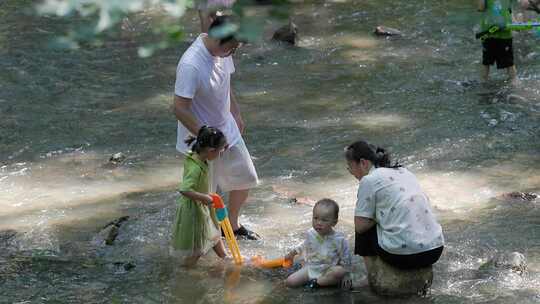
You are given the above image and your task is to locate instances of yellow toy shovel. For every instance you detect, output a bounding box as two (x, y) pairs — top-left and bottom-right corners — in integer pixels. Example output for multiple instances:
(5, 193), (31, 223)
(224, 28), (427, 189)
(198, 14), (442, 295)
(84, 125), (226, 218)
(211, 194), (243, 265)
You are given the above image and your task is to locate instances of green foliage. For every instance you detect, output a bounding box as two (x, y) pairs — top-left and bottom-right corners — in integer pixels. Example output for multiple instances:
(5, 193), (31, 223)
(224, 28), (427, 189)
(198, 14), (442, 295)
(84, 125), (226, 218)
(36, 0), (290, 57)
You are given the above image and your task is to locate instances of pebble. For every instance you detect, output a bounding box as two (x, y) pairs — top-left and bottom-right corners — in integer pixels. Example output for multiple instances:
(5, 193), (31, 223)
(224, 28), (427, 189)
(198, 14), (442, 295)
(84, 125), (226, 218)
(499, 110), (516, 122)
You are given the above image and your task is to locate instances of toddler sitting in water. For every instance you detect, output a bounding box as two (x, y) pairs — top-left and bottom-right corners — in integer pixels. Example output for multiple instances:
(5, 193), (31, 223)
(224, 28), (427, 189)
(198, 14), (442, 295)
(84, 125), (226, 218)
(284, 199), (351, 289)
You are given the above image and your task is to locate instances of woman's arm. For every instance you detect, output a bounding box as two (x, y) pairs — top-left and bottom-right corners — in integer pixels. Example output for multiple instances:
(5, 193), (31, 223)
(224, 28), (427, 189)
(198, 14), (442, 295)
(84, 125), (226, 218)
(179, 191), (213, 205)
(354, 216), (376, 234)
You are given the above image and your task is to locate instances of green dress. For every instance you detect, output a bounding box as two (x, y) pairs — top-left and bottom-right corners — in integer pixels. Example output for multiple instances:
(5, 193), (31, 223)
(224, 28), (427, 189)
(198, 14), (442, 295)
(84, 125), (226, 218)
(170, 152), (220, 260)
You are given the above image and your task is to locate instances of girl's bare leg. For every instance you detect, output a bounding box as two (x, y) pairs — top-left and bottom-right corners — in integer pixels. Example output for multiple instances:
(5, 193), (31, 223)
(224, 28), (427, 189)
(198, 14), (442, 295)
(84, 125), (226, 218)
(213, 240), (227, 259)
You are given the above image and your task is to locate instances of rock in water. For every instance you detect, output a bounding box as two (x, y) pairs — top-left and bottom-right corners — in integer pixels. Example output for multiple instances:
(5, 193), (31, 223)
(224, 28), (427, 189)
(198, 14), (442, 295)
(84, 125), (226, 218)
(366, 257), (433, 296)
(374, 26), (402, 37)
(501, 192), (538, 202)
(94, 225), (119, 246)
(506, 94), (528, 103)
(104, 216), (130, 228)
(109, 152), (126, 164)
(272, 21), (298, 45)
(479, 252), (527, 275)
(94, 216), (130, 246)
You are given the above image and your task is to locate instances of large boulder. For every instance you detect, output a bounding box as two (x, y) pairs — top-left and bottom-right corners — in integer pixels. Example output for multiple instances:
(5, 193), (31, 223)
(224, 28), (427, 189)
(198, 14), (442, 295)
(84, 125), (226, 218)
(366, 257), (433, 296)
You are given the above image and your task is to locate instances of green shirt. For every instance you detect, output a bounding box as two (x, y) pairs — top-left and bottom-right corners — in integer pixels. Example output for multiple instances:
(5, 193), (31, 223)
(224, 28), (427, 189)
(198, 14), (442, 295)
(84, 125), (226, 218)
(179, 152), (208, 197)
(481, 0), (514, 39)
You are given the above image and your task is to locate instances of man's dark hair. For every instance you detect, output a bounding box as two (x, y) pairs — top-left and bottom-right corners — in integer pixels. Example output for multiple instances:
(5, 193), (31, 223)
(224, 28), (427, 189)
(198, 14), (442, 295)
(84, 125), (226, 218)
(208, 15), (238, 45)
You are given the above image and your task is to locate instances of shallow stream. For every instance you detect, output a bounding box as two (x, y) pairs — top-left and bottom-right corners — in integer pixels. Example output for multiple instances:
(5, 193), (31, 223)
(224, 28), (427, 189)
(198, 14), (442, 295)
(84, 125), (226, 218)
(1, 0), (539, 303)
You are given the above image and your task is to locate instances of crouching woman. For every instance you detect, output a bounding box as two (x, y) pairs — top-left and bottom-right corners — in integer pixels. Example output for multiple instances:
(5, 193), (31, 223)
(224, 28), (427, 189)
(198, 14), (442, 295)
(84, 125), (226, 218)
(345, 140), (444, 290)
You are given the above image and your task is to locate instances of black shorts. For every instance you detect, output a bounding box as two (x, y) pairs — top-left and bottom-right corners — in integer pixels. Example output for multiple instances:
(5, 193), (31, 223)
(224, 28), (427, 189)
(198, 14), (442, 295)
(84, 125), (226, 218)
(355, 226), (443, 270)
(482, 38), (514, 69)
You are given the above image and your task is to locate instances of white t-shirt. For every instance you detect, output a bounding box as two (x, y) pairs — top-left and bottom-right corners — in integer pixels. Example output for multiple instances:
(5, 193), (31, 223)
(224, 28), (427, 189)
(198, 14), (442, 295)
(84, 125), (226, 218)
(175, 34), (241, 154)
(355, 167), (444, 255)
(294, 228), (351, 279)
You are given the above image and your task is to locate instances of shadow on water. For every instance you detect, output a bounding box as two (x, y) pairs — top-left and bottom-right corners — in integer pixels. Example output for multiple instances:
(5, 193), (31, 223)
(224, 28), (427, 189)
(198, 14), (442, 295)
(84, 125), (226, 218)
(0, 0), (185, 162)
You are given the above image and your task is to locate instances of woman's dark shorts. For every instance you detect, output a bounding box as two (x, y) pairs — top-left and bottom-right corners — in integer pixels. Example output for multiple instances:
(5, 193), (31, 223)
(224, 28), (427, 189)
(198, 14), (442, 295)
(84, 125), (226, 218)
(482, 38), (514, 69)
(355, 226), (443, 270)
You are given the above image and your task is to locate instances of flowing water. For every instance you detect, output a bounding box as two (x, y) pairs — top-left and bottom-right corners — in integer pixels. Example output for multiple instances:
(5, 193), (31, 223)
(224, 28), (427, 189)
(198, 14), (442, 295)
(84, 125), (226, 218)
(1, 0), (540, 303)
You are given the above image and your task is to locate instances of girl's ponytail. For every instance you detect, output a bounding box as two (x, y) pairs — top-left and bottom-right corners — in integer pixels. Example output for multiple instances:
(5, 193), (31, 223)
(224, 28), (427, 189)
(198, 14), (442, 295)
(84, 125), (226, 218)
(185, 136), (197, 148)
(185, 125), (226, 154)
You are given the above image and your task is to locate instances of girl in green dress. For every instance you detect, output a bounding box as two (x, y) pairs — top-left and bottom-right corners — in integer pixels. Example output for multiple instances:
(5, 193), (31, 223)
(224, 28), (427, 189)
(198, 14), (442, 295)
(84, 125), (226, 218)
(170, 126), (227, 266)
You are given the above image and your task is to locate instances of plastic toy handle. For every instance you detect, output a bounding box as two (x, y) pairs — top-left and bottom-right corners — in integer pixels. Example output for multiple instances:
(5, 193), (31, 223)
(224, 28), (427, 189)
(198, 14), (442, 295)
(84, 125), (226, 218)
(216, 208), (227, 221)
(282, 258), (293, 268)
(211, 193), (225, 209)
(221, 218), (243, 265)
(251, 256), (292, 269)
(250, 255), (263, 265)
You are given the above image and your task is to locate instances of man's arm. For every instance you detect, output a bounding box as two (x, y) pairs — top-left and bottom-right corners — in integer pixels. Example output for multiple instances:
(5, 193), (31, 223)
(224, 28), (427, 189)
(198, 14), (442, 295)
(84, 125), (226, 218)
(354, 216), (376, 234)
(173, 95), (201, 135)
(478, 0), (486, 11)
(230, 84), (245, 134)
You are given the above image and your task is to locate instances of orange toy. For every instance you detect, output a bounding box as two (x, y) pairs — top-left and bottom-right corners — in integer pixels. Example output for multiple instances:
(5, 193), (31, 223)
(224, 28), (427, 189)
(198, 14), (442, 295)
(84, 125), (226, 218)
(251, 255), (292, 269)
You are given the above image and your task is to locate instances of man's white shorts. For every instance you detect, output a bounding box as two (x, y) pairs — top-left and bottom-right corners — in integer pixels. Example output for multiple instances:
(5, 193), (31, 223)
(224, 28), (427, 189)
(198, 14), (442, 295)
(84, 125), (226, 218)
(209, 138), (259, 193)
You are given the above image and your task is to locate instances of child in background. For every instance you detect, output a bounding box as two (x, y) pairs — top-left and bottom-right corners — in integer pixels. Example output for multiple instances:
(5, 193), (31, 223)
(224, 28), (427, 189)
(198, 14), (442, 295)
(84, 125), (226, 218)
(477, 0), (531, 85)
(170, 126), (228, 266)
(478, 0), (517, 84)
(284, 199), (351, 289)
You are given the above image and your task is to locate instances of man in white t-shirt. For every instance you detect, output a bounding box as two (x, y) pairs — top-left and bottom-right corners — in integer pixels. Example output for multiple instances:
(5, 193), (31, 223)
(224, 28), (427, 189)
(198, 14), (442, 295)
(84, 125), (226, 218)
(173, 16), (260, 240)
